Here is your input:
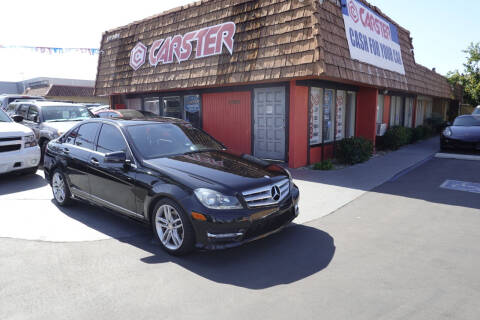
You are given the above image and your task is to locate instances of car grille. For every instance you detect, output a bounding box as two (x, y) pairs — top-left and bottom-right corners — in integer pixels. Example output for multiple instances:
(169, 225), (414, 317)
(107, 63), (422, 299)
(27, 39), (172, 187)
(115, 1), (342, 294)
(245, 209), (295, 239)
(242, 179), (290, 208)
(0, 144), (21, 153)
(0, 136), (21, 142)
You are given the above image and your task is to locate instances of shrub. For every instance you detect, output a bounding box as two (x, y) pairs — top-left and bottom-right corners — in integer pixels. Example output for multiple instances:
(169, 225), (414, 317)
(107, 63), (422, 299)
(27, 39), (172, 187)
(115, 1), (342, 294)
(336, 137), (373, 165)
(411, 125), (426, 142)
(313, 160), (334, 170)
(382, 126), (411, 150)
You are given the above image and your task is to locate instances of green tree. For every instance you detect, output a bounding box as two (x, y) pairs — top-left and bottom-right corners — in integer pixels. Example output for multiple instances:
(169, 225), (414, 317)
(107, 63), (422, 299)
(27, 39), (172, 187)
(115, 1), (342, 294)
(447, 42), (480, 106)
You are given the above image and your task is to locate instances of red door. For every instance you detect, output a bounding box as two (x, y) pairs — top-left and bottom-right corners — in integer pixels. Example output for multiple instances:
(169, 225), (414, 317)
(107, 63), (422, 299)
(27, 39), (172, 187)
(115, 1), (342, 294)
(202, 92), (251, 154)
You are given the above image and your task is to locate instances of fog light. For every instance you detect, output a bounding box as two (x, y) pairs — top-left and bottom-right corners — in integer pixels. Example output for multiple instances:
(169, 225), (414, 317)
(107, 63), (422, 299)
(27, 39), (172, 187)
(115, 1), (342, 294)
(31, 159), (39, 165)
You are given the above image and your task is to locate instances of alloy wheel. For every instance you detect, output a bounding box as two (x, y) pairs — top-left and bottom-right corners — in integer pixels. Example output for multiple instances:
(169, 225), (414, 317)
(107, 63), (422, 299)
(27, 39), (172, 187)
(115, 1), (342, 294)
(155, 204), (184, 250)
(52, 172), (66, 203)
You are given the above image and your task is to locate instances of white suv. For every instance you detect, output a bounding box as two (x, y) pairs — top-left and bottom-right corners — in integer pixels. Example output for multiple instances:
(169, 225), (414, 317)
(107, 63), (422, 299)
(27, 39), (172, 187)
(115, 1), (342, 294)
(0, 108), (40, 175)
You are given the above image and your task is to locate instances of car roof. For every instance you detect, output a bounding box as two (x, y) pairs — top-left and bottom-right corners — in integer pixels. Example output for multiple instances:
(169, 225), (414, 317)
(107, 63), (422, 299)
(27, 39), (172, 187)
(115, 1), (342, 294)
(28, 101), (87, 108)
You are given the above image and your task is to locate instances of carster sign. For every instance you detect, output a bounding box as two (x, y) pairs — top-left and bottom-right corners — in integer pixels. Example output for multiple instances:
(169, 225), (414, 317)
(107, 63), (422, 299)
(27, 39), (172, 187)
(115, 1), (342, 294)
(341, 0), (405, 75)
(129, 21), (236, 71)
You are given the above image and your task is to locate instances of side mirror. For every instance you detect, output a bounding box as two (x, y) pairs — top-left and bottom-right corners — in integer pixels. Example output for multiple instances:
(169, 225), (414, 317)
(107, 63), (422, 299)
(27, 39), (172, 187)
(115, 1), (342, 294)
(446, 121), (452, 126)
(33, 115), (39, 123)
(12, 115), (24, 123)
(104, 151), (127, 164)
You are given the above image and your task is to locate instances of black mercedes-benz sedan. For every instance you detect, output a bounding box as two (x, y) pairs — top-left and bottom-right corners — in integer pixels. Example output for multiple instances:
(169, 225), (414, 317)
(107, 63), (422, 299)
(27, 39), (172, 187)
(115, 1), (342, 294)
(440, 115), (480, 152)
(44, 118), (299, 255)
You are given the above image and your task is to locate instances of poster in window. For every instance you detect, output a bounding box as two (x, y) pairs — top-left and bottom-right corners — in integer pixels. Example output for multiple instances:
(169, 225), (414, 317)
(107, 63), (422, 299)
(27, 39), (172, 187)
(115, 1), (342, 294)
(184, 95), (201, 113)
(323, 89), (334, 142)
(309, 87), (322, 145)
(336, 91), (346, 140)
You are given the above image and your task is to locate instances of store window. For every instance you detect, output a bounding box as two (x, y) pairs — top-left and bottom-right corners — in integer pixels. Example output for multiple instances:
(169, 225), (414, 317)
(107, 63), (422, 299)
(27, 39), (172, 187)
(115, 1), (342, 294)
(126, 98), (142, 110)
(184, 95), (201, 128)
(309, 87), (356, 145)
(323, 89), (335, 143)
(345, 92), (356, 138)
(415, 100), (425, 127)
(335, 90), (346, 140)
(390, 96), (404, 126)
(377, 94), (384, 124)
(144, 97), (160, 114)
(309, 87), (323, 145)
(162, 96), (182, 119)
(404, 97), (414, 128)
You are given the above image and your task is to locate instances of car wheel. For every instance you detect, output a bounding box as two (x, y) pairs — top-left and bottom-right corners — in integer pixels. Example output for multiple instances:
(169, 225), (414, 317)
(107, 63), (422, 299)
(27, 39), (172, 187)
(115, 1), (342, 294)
(22, 166), (38, 175)
(51, 169), (72, 206)
(151, 199), (195, 255)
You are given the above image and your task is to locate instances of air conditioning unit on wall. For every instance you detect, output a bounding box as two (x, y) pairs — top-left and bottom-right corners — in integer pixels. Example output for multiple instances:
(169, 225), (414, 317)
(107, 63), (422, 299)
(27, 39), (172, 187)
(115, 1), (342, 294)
(376, 123), (387, 136)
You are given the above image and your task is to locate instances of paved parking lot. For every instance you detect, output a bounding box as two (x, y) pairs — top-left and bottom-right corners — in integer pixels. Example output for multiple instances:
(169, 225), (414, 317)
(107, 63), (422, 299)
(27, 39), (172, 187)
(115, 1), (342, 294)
(1, 155), (479, 319)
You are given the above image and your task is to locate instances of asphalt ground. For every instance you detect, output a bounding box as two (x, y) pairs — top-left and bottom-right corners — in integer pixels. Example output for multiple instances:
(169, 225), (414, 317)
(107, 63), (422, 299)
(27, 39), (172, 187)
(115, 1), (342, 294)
(1, 157), (479, 319)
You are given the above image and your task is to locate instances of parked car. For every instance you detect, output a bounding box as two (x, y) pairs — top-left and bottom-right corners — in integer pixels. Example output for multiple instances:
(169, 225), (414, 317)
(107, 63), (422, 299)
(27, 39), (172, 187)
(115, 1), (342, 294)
(94, 109), (159, 119)
(88, 105), (110, 114)
(0, 108), (40, 175)
(473, 106), (480, 115)
(7, 101), (93, 159)
(0, 94), (45, 110)
(43, 118), (299, 255)
(441, 115), (480, 152)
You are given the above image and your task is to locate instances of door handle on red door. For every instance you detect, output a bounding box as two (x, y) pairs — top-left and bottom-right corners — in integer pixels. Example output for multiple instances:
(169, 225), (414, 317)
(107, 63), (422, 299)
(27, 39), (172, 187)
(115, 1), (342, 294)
(90, 158), (99, 166)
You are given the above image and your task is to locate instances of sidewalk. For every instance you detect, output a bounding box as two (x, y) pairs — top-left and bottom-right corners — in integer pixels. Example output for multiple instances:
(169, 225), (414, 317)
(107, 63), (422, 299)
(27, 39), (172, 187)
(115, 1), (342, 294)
(292, 137), (439, 224)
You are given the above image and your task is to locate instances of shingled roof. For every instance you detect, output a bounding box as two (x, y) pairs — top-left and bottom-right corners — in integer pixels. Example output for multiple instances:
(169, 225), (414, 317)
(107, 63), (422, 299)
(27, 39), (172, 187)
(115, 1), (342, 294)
(25, 85), (95, 97)
(95, 0), (453, 99)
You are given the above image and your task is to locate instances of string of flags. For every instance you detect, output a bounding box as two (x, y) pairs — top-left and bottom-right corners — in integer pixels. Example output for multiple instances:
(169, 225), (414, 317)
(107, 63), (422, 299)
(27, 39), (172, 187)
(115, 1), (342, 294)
(0, 45), (100, 55)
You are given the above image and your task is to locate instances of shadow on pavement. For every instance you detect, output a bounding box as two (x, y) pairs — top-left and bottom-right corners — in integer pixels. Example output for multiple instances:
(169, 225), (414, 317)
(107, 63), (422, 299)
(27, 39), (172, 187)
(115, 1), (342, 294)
(55, 200), (335, 289)
(0, 172), (48, 195)
(372, 157), (480, 211)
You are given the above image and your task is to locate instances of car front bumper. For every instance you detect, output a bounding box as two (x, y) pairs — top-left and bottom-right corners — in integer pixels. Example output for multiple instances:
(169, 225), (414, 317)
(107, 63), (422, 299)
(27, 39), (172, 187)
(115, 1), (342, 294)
(441, 136), (480, 152)
(188, 185), (300, 250)
(0, 146), (41, 174)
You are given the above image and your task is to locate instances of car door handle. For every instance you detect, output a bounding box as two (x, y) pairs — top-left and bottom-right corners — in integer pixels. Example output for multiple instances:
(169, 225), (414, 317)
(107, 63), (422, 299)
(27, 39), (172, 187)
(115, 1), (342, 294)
(90, 158), (99, 166)
(63, 148), (70, 154)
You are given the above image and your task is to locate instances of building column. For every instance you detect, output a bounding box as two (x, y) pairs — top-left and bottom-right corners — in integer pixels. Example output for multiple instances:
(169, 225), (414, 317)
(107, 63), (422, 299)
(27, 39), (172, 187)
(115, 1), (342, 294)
(355, 87), (378, 144)
(288, 80), (309, 168)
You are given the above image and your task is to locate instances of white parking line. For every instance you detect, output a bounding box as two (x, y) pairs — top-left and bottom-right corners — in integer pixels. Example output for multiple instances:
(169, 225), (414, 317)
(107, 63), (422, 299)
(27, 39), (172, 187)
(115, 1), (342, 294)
(435, 153), (480, 161)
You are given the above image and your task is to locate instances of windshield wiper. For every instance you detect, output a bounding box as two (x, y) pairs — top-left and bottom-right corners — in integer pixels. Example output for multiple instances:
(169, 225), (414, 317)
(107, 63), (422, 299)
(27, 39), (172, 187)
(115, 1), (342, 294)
(182, 148), (218, 155)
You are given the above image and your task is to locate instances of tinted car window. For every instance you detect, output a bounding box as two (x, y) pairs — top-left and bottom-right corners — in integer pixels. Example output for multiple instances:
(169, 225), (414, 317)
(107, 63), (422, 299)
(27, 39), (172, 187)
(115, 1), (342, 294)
(18, 105), (29, 117)
(42, 105), (92, 122)
(65, 127), (79, 145)
(26, 106), (39, 122)
(75, 123), (100, 150)
(126, 123), (223, 159)
(453, 116), (480, 126)
(96, 124), (128, 154)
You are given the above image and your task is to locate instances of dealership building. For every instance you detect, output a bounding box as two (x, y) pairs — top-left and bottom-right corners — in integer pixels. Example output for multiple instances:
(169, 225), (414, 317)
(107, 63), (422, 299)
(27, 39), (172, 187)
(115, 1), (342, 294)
(95, 0), (460, 168)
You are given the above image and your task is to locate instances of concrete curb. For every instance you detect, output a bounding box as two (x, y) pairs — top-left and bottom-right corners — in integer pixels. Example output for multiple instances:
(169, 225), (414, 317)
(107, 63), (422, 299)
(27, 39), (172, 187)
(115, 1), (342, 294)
(435, 153), (480, 161)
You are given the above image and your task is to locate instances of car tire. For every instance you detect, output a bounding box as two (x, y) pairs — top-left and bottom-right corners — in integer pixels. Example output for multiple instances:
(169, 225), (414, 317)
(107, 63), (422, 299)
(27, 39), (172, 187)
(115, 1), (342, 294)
(151, 198), (195, 256)
(22, 166), (38, 175)
(51, 168), (72, 206)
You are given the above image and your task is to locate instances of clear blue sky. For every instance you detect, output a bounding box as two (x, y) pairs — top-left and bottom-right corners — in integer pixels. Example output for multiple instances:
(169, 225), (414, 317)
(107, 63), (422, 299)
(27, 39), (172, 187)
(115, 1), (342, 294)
(368, 0), (478, 76)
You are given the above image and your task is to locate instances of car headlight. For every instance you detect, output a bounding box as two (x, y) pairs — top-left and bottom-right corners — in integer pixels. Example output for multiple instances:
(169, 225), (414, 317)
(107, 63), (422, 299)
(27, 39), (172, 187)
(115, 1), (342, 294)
(194, 188), (243, 210)
(284, 169), (294, 190)
(443, 127), (452, 137)
(24, 134), (37, 148)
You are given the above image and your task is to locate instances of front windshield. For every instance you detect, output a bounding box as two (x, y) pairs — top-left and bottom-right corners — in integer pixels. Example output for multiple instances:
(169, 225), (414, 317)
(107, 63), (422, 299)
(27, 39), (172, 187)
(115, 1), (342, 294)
(453, 116), (480, 127)
(0, 109), (11, 122)
(126, 123), (224, 159)
(42, 105), (92, 122)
